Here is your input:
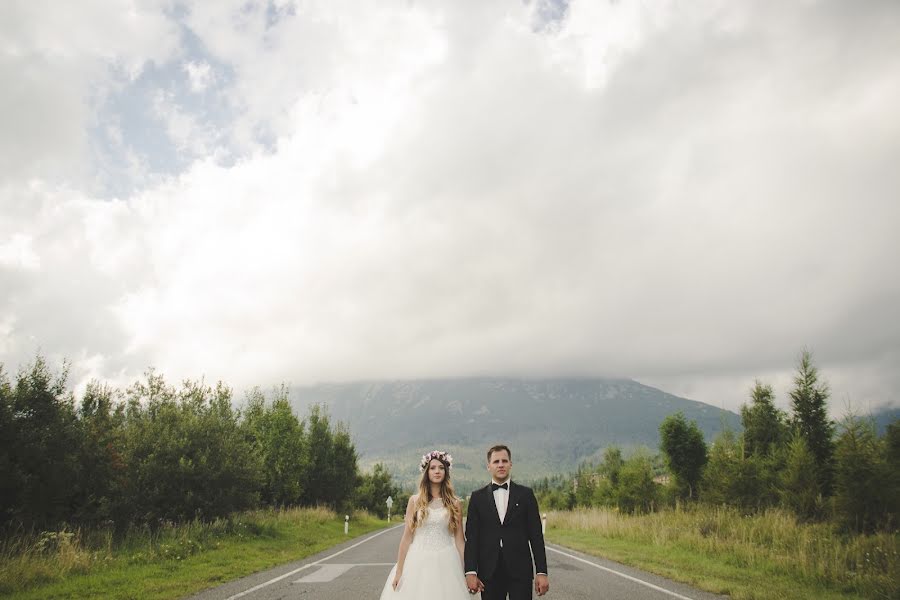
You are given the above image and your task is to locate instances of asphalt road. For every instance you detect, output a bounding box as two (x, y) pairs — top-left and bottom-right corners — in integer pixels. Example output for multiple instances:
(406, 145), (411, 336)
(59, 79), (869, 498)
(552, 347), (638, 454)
(184, 524), (727, 600)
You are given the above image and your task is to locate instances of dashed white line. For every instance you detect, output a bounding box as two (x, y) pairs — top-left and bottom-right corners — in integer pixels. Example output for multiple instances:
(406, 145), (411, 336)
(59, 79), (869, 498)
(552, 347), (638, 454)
(295, 564), (355, 582)
(224, 524), (403, 599)
(294, 563), (396, 583)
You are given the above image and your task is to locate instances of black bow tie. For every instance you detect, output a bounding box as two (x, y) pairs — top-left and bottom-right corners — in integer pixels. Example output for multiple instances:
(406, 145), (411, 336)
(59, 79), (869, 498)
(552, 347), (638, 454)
(491, 482), (509, 491)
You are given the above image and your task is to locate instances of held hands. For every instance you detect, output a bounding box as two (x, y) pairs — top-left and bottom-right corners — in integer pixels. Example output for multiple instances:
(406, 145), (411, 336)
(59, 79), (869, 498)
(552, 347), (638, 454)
(534, 574), (550, 596)
(465, 574), (485, 594)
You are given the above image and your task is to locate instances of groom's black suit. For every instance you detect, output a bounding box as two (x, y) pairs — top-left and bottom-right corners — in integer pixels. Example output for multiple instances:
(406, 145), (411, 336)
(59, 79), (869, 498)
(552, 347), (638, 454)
(464, 481), (548, 600)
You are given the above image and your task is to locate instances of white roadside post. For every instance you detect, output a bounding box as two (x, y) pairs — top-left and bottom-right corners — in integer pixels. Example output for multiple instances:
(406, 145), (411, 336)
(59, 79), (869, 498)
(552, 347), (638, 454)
(386, 496), (394, 522)
(344, 515), (349, 535)
(542, 513), (547, 535)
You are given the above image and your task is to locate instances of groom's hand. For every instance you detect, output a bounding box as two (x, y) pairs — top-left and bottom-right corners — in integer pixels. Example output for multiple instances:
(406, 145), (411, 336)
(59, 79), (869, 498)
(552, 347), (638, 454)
(535, 574), (549, 596)
(465, 574), (484, 594)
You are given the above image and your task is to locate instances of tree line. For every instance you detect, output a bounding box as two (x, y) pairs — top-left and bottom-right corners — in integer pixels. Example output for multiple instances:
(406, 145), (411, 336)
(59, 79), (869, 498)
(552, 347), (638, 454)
(0, 356), (406, 534)
(536, 350), (899, 533)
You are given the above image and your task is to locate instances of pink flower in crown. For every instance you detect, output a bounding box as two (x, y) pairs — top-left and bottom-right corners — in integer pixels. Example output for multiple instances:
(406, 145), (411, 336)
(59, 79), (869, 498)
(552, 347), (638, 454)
(420, 449), (453, 471)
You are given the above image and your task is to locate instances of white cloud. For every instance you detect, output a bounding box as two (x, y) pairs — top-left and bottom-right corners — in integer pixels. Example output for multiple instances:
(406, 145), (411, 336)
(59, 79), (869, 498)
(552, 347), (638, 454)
(184, 60), (214, 92)
(0, 234), (41, 271)
(1, 0), (898, 417)
(0, 0), (179, 189)
(152, 90), (215, 156)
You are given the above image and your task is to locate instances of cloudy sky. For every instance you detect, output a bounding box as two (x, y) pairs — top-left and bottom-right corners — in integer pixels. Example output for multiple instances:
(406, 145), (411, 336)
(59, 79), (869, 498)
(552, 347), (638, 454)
(1, 0), (898, 416)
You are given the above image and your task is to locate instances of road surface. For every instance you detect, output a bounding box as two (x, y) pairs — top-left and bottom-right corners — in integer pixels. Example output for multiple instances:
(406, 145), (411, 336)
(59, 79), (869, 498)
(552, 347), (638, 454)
(185, 524), (727, 600)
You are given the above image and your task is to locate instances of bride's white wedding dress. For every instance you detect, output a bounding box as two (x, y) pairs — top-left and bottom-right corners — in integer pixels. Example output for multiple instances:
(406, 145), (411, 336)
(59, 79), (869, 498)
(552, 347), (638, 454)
(379, 499), (479, 599)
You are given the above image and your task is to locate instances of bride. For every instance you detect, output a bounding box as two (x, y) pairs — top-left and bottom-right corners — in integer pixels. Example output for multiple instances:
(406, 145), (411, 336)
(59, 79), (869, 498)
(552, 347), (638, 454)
(379, 450), (480, 599)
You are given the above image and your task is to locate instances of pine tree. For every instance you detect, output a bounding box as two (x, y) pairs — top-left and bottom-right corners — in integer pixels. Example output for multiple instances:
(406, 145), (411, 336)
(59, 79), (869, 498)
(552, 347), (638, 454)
(789, 349), (835, 495)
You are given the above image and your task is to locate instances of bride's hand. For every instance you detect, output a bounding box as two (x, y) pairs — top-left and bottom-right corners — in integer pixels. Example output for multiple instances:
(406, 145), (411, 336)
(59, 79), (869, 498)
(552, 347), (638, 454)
(392, 570), (402, 590)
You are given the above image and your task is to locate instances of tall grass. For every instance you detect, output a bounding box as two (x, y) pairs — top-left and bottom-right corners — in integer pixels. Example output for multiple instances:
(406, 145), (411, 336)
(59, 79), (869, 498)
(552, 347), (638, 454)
(0, 506), (346, 596)
(548, 505), (898, 599)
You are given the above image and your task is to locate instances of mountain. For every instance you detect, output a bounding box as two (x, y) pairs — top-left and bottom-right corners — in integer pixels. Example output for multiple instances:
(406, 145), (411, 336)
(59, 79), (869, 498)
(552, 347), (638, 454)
(871, 406), (900, 435)
(289, 377), (740, 492)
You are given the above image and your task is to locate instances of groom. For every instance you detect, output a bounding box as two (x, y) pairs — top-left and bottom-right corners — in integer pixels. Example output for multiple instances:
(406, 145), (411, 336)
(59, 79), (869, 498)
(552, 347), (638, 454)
(465, 445), (550, 599)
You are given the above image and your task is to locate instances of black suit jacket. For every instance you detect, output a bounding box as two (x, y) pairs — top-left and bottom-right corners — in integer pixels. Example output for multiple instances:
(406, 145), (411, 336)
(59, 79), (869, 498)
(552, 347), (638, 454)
(464, 481), (548, 581)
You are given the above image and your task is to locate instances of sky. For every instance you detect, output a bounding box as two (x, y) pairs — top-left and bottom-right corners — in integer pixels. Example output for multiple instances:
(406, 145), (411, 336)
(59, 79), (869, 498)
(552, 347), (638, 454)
(1, 0), (898, 417)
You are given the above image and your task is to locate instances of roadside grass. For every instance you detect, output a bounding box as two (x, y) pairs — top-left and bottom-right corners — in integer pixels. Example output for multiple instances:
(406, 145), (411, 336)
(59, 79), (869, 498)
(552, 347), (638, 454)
(0, 507), (389, 600)
(547, 506), (897, 600)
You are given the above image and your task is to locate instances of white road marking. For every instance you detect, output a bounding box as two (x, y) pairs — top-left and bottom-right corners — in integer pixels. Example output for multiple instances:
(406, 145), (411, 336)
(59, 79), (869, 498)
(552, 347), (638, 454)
(224, 524), (404, 599)
(294, 563), (396, 583)
(295, 564), (355, 582)
(547, 545), (697, 600)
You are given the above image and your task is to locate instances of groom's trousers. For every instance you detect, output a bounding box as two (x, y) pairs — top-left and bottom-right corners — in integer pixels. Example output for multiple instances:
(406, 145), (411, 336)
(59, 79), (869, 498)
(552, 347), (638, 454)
(481, 549), (532, 600)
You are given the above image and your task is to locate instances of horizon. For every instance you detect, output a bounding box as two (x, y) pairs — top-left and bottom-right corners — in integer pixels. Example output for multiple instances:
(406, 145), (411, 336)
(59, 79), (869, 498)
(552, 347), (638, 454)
(3, 352), (899, 419)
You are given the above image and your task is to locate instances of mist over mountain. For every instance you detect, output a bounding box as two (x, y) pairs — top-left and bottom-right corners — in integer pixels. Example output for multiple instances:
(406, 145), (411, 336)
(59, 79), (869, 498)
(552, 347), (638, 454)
(289, 378), (740, 492)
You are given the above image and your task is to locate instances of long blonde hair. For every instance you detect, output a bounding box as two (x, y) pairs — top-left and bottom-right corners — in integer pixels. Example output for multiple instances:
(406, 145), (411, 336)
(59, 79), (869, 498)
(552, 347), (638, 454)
(410, 459), (462, 535)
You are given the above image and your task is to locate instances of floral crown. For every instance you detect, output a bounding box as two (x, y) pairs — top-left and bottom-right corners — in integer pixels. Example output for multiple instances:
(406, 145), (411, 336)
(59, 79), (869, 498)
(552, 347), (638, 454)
(420, 450), (453, 472)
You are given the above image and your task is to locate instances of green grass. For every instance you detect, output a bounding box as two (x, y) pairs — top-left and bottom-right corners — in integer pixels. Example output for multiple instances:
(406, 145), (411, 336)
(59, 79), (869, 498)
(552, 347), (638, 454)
(0, 507), (389, 600)
(546, 506), (898, 600)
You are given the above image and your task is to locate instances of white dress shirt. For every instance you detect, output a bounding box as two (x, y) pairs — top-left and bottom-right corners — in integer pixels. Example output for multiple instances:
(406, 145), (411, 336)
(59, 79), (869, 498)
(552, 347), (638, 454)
(492, 479), (510, 524)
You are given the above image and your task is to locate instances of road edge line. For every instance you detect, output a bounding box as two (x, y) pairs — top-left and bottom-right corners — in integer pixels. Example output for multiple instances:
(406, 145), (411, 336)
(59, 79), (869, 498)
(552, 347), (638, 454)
(225, 524), (404, 599)
(546, 544), (697, 600)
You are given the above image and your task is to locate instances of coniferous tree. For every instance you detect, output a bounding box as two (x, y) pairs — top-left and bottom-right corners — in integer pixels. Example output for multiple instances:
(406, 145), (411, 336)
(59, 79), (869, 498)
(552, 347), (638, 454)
(789, 349), (835, 496)
(702, 429), (772, 510)
(741, 380), (788, 456)
(779, 435), (820, 520)
(833, 415), (888, 533)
